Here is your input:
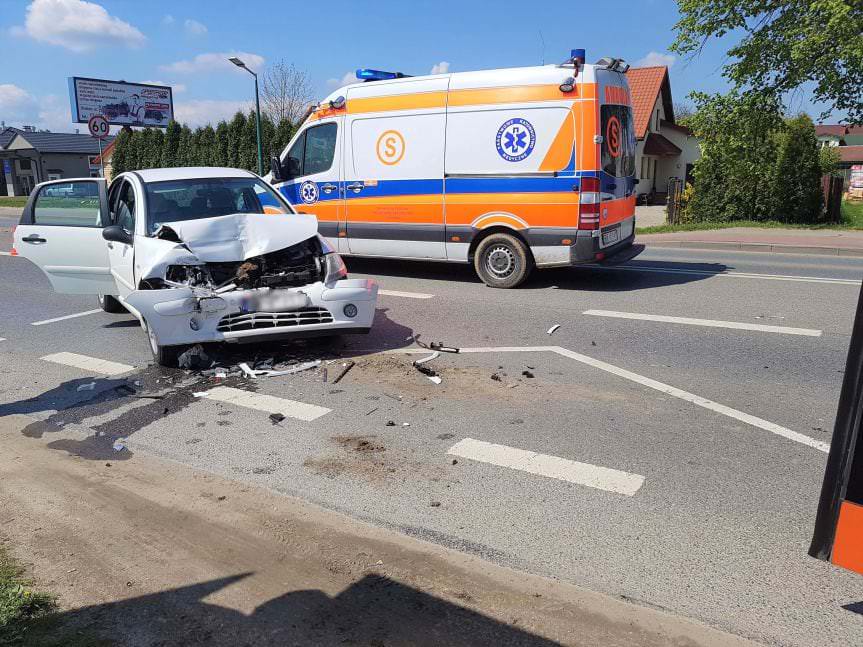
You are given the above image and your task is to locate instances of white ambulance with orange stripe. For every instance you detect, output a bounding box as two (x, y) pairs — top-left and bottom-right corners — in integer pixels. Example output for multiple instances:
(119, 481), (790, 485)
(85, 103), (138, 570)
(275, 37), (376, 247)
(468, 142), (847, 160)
(269, 50), (640, 288)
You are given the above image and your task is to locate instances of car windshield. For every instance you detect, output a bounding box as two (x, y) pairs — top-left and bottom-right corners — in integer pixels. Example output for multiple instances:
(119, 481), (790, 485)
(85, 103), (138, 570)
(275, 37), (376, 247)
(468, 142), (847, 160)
(144, 177), (293, 234)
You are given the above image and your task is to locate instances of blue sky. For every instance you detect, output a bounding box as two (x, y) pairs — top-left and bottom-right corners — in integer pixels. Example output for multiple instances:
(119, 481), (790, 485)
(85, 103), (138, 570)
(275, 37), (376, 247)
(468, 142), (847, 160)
(0, 0), (839, 133)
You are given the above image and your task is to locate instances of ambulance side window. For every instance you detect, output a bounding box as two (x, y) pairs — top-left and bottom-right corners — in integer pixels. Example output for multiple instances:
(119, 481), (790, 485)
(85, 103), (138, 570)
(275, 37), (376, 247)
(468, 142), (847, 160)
(303, 123), (337, 175)
(285, 134), (305, 177)
(601, 105), (636, 177)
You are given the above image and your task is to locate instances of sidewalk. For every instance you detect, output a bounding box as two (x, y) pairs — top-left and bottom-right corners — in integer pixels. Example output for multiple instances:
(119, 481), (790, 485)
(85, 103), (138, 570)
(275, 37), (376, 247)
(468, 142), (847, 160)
(0, 414), (754, 647)
(639, 227), (863, 257)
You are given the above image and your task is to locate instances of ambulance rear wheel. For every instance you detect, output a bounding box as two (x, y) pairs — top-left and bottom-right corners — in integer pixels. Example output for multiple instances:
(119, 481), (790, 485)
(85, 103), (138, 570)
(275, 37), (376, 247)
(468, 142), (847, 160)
(474, 233), (532, 289)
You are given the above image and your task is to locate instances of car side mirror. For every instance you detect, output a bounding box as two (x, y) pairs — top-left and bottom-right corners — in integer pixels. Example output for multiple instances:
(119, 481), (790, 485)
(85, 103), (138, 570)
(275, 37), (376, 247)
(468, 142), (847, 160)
(102, 225), (133, 245)
(633, 178), (640, 186)
(270, 156), (284, 182)
(286, 157), (302, 178)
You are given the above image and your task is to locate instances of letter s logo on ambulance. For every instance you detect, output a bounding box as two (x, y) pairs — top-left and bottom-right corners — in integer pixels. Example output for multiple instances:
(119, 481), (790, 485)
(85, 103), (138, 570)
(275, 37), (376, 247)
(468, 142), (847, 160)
(496, 118), (536, 162)
(376, 130), (405, 166)
(606, 115), (621, 158)
(300, 180), (319, 204)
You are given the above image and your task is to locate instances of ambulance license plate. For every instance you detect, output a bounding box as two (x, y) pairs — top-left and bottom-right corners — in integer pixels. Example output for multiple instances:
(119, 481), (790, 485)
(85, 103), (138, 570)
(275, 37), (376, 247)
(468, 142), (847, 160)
(602, 228), (620, 246)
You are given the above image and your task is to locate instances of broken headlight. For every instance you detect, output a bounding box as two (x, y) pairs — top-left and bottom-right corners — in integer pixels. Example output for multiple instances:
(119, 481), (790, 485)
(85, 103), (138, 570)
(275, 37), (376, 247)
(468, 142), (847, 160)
(165, 264), (213, 288)
(323, 252), (347, 283)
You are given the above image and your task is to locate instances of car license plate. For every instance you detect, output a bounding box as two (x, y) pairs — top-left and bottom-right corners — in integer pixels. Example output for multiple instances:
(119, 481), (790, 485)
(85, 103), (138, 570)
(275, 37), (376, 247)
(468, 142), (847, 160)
(602, 228), (620, 246)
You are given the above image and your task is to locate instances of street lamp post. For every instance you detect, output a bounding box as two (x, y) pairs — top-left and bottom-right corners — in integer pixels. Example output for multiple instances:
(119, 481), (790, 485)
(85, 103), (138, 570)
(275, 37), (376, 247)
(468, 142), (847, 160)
(229, 56), (264, 176)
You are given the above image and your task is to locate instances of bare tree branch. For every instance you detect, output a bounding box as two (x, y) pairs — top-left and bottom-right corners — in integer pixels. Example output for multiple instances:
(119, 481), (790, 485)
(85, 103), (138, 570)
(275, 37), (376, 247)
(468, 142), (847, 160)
(261, 60), (314, 124)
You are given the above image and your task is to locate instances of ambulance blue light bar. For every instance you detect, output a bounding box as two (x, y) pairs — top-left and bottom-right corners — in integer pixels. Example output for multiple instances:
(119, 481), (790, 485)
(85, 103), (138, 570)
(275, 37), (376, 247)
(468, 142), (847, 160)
(355, 69), (410, 82)
(571, 49), (586, 65)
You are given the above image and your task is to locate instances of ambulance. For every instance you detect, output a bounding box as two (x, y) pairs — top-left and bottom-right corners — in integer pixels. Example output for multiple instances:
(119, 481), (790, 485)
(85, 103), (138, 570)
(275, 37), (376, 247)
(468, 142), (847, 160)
(269, 50), (639, 288)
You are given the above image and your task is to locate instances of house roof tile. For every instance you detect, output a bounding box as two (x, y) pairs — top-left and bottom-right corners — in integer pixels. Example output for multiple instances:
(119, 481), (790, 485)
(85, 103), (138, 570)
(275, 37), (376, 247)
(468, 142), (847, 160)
(9, 131), (114, 154)
(839, 145), (863, 163)
(626, 66), (671, 140)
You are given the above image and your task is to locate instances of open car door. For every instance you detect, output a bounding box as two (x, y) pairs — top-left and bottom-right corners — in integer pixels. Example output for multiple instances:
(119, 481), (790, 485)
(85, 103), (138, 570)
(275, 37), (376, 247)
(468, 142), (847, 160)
(13, 178), (117, 295)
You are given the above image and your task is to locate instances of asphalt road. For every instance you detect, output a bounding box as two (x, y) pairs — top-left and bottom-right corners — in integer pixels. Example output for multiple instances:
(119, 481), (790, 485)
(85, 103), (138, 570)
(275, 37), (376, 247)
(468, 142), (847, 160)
(1, 221), (862, 646)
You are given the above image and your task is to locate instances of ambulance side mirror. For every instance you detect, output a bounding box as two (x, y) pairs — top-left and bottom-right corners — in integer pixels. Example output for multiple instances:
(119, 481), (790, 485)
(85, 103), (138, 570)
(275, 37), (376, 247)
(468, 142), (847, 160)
(270, 156), (284, 182)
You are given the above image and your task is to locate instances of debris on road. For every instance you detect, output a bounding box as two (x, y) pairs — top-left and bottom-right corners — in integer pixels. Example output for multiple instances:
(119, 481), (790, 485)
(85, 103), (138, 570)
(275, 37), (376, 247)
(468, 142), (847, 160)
(427, 375), (442, 384)
(413, 334), (460, 353)
(386, 420), (396, 426)
(112, 438), (127, 452)
(321, 367), (328, 382)
(451, 459), (458, 465)
(522, 370), (534, 378)
(332, 360), (356, 384)
(365, 407), (379, 416)
(547, 324), (561, 335)
(402, 422), (411, 427)
(430, 501), (442, 507)
(178, 344), (214, 370)
(413, 351), (440, 365)
(269, 413), (285, 425)
(76, 382), (96, 392)
(491, 373), (503, 382)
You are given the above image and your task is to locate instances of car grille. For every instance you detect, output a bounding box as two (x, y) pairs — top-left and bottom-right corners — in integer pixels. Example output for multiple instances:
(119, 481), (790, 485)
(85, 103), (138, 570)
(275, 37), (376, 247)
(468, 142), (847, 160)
(217, 307), (333, 332)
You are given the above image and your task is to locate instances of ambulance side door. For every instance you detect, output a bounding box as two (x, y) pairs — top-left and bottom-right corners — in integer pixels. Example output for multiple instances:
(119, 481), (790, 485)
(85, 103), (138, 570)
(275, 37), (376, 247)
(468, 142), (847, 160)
(343, 77), (448, 259)
(272, 118), (345, 251)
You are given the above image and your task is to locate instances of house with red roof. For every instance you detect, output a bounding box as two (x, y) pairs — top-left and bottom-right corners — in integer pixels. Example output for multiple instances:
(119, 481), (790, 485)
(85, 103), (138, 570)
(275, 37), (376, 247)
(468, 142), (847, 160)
(625, 66), (701, 200)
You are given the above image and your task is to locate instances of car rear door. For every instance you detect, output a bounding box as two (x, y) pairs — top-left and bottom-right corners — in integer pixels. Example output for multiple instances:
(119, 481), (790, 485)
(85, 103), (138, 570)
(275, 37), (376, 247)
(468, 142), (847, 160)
(14, 178), (117, 295)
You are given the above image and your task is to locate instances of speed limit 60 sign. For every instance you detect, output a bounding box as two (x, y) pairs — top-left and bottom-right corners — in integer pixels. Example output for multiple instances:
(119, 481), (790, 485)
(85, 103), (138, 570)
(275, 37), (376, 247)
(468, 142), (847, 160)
(87, 115), (109, 140)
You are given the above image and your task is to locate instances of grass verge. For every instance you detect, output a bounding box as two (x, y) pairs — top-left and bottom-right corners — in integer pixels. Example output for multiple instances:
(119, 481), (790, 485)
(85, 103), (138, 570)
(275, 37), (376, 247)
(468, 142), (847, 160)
(0, 197), (27, 209)
(0, 543), (109, 647)
(636, 202), (863, 234)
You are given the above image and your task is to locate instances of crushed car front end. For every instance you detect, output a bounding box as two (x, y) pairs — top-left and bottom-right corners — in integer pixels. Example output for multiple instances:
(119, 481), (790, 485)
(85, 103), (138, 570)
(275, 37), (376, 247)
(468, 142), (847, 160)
(124, 214), (378, 349)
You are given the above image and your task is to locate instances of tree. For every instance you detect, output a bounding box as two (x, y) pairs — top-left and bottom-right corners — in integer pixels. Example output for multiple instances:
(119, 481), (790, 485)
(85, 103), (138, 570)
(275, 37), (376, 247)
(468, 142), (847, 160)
(214, 121), (230, 167)
(770, 114), (823, 223)
(261, 60), (314, 124)
(272, 118), (295, 158)
(672, 1), (863, 123)
(684, 91), (784, 221)
(197, 125), (217, 167)
(177, 125), (195, 166)
(161, 121), (182, 168)
(111, 128), (132, 175)
(226, 112), (247, 169)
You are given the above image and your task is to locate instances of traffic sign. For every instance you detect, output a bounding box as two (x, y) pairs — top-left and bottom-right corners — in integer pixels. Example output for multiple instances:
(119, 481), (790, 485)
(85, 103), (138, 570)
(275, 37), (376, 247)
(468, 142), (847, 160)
(87, 114), (109, 140)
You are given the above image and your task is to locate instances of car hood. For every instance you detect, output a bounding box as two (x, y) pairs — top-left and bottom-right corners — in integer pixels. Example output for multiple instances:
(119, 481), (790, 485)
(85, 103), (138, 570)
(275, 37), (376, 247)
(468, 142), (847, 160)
(154, 212), (319, 263)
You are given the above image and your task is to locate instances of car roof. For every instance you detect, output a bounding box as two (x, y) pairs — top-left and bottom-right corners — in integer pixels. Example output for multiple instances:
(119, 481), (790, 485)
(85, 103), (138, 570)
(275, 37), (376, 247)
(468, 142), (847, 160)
(130, 167), (259, 183)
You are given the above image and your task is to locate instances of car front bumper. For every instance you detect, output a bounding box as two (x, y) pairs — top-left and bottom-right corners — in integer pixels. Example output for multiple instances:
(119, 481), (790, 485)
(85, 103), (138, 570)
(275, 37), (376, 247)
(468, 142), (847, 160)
(124, 278), (378, 347)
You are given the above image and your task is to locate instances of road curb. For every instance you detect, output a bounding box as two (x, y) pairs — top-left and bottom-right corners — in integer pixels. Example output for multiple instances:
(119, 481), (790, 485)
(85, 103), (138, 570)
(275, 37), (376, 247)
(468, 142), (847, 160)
(641, 239), (863, 257)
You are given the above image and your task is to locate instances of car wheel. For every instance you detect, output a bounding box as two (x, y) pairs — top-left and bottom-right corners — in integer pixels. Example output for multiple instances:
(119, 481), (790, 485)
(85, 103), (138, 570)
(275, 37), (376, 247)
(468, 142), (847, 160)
(98, 294), (125, 313)
(142, 319), (181, 367)
(473, 233), (533, 288)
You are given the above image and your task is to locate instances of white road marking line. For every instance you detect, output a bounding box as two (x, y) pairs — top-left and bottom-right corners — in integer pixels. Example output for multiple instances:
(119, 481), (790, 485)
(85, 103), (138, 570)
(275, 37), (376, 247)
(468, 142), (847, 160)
(0, 251), (13, 256)
(393, 345), (829, 453)
(196, 386), (330, 421)
(591, 265), (860, 286)
(41, 352), (134, 376)
(583, 309), (823, 337)
(550, 346), (831, 453)
(31, 309), (102, 326)
(0, 337), (6, 341)
(448, 438), (645, 496)
(378, 289), (435, 299)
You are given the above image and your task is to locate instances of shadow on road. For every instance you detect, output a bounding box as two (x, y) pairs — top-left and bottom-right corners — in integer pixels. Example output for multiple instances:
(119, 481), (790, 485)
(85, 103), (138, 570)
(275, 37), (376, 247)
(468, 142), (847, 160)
(32, 573), (562, 646)
(348, 256), (728, 292)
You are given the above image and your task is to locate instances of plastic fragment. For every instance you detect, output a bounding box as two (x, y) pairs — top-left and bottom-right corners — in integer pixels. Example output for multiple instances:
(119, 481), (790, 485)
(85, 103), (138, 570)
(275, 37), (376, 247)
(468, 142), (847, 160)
(413, 351), (440, 365)
(269, 413), (285, 425)
(77, 382), (96, 392)
(547, 324), (561, 335)
(177, 344), (214, 370)
(522, 370), (534, 378)
(112, 438), (126, 452)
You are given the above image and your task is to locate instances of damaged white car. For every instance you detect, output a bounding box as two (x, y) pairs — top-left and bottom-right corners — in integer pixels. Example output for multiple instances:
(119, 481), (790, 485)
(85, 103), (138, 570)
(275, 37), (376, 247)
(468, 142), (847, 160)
(14, 168), (378, 365)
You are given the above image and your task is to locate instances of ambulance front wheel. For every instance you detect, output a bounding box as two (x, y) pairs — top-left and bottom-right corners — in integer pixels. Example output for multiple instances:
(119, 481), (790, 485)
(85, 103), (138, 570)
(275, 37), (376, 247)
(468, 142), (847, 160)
(474, 233), (533, 289)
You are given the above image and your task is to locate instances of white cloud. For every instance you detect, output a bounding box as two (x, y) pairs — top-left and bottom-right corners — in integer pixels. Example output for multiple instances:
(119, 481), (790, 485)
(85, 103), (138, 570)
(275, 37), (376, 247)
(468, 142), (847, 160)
(430, 61), (450, 75)
(635, 51), (676, 68)
(141, 80), (187, 94)
(0, 86), (75, 132)
(15, 0), (145, 53)
(173, 99), (252, 127)
(161, 51), (265, 75)
(0, 84), (39, 123)
(162, 14), (175, 25)
(183, 19), (207, 36)
(326, 71), (357, 88)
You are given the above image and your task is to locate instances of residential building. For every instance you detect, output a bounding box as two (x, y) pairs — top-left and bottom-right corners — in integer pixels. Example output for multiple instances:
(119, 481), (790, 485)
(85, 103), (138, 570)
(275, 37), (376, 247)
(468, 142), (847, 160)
(0, 126), (113, 196)
(625, 66), (701, 201)
(816, 124), (863, 183)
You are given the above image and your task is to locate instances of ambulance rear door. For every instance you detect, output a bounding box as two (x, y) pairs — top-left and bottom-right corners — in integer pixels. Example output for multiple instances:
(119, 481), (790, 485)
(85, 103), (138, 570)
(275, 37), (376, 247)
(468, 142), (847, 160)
(343, 76), (449, 258)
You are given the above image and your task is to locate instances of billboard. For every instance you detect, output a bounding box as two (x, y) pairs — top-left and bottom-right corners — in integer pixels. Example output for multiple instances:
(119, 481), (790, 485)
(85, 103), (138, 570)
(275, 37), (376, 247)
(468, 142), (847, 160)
(68, 77), (174, 128)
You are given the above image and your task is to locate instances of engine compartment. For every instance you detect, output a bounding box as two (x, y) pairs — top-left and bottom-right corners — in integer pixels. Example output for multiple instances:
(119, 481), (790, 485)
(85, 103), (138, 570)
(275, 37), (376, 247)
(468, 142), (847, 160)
(163, 236), (324, 291)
